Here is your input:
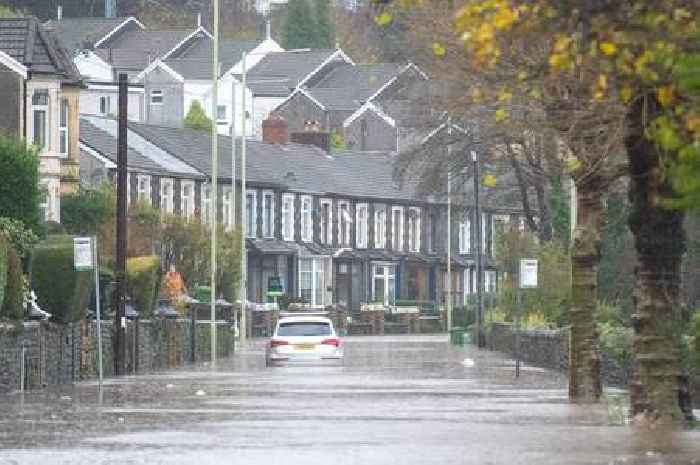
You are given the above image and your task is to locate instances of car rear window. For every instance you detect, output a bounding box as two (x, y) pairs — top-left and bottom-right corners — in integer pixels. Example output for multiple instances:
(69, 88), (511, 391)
(277, 321), (332, 337)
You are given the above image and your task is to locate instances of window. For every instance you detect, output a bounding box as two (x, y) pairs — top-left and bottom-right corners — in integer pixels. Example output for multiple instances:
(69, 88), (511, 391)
(136, 175), (151, 204)
(39, 180), (49, 222)
(32, 90), (49, 149)
(374, 205), (386, 248)
(392, 206), (404, 251)
(298, 257), (329, 307)
(372, 263), (396, 306)
(485, 270), (497, 293)
(217, 105), (227, 120)
(201, 184), (212, 224)
(407, 207), (421, 252)
(459, 218), (471, 254)
(356, 203), (368, 249)
(281, 193), (295, 241)
(301, 195), (313, 242)
(320, 199), (333, 244)
(181, 181), (195, 219)
(246, 190), (257, 237)
(99, 96), (110, 115)
(262, 191), (275, 238)
(492, 215), (510, 256)
(338, 201), (351, 246)
(464, 269), (472, 300)
(222, 186), (233, 229)
(59, 98), (68, 157)
(160, 178), (174, 214)
(482, 213), (487, 254)
(277, 321), (331, 337)
(151, 90), (163, 105)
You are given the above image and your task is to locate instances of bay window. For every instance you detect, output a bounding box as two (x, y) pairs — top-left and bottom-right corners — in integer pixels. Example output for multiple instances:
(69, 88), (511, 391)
(459, 218), (471, 254)
(374, 205), (386, 248)
(281, 193), (295, 241)
(59, 98), (68, 157)
(356, 203), (368, 248)
(392, 206), (404, 251)
(372, 263), (396, 306)
(407, 207), (421, 252)
(201, 184), (212, 224)
(301, 195), (313, 242)
(32, 90), (49, 149)
(246, 190), (257, 237)
(320, 199), (332, 244)
(298, 257), (329, 307)
(181, 181), (195, 219)
(262, 191), (275, 238)
(338, 201), (351, 246)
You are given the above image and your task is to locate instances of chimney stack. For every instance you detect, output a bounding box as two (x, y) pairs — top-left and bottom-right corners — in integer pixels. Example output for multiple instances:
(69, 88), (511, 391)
(262, 112), (288, 144)
(290, 121), (331, 153)
(57, 5), (63, 20)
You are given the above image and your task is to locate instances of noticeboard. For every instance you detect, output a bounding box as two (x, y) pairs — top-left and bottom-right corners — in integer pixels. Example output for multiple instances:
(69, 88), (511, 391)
(267, 276), (284, 297)
(519, 259), (538, 289)
(73, 237), (93, 271)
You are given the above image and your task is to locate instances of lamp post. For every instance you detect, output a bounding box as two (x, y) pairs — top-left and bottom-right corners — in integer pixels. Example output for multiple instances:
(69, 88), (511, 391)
(446, 122), (453, 333)
(210, 0), (220, 365)
(239, 51), (248, 346)
(472, 149), (484, 348)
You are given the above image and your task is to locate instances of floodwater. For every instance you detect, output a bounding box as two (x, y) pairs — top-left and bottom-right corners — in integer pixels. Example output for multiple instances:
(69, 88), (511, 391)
(0, 335), (698, 464)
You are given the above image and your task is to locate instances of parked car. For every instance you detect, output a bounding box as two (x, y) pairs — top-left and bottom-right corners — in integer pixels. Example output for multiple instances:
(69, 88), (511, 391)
(265, 314), (344, 366)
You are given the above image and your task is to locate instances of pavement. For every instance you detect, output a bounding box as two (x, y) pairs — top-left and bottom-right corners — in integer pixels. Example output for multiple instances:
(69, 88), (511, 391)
(0, 334), (698, 465)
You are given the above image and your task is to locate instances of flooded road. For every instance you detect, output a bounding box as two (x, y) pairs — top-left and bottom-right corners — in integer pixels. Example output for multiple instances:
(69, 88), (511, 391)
(1, 335), (698, 464)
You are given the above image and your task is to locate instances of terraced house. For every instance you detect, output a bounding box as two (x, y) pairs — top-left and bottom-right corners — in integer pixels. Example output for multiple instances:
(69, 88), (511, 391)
(0, 17), (83, 222)
(80, 114), (516, 317)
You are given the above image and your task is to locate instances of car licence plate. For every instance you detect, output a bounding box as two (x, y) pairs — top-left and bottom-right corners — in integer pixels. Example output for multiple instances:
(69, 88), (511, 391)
(294, 343), (316, 351)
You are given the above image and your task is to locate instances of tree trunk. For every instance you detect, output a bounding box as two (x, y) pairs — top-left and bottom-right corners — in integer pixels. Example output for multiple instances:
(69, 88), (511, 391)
(569, 178), (603, 402)
(626, 95), (689, 423)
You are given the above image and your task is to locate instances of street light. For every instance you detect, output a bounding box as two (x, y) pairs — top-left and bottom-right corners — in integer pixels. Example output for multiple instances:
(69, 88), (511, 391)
(471, 149), (485, 348)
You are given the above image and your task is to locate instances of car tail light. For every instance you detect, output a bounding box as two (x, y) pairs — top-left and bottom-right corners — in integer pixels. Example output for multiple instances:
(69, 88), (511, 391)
(270, 339), (289, 348)
(321, 338), (341, 347)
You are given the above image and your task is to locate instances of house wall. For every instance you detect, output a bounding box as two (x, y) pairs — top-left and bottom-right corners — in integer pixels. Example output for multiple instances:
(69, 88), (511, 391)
(80, 86), (144, 121)
(144, 68), (184, 127)
(60, 85), (81, 195)
(276, 92), (326, 134)
(201, 77), (254, 137)
(0, 65), (23, 137)
(74, 51), (112, 81)
(344, 110), (397, 152)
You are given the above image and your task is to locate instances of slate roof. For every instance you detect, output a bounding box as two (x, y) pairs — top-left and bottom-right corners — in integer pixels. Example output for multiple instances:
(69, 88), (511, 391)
(246, 79), (292, 97)
(44, 16), (132, 52)
(312, 63), (402, 101)
(122, 121), (422, 202)
(165, 37), (259, 79)
(93, 28), (196, 70)
(306, 88), (365, 111)
(247, 49), (339, 93)
(0, 17), (81, 82)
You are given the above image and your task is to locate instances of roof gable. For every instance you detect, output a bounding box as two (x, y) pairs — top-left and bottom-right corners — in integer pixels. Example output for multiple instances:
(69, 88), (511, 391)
(45, 16), (144, 53)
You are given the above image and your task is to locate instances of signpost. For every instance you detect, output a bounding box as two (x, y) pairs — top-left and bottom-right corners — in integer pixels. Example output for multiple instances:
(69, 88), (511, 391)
(515, 258), (538, 378)
(74, 237), (103, 385)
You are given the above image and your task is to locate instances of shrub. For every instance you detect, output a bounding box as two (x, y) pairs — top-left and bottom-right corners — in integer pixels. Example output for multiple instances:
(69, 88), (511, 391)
(184, 101), (213, 132)
(0, 135), (41, 233)
(61, 184), (115, 235)
(30, 235), (92, 323)
(599, 322), (634, 366)
(2, 247), (24, 320)
(693, 310), (700, 369)
(127, 255), (160, 318)
(0, 217), (39, 261)
(0, 234), (7, 309)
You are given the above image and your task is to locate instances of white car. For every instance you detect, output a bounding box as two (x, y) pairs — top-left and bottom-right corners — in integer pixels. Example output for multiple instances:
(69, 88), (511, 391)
(265, 314), (344, 366)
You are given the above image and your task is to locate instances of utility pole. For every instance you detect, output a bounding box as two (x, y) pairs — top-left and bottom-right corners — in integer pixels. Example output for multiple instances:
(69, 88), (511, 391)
(114, 73), (128, 376)
(239, 51), (248, 346)
(472, 149), (485, 348)
(210, 0), (220, 365)
(446, 123), (453, 334)
(231, 75), (236, 228)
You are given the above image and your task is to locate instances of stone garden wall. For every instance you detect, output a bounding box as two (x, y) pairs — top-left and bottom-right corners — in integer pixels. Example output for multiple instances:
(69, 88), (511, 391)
(0, 319), (235, 393)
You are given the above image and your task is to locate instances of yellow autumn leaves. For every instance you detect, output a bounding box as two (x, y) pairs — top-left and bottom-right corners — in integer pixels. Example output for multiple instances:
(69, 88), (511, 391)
(455, 0), (521, 66)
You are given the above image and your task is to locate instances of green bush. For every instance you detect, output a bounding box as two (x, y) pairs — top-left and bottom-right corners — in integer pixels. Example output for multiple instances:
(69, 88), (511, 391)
(184, 101), (213, 132)
(127, 255), (160, 318)
(693, 310), (700, 369)
(2, 246), (24, 320)
(30, 235), (92, 323)
(452, 306), (475, 328)
(599, 322), (634, 366)
(0, 234), (7, 309)
(61, 184), (116, 235)
(0, 217), (39, 261)
(0, 135), (41, 233)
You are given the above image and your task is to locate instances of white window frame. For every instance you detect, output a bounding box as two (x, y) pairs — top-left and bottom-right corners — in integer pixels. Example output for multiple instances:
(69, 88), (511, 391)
(201, 183), (212, 224)
(246, 189), (257, 238)
(300, 195), (313, 242)
(59, 98), (68, 157)
(222, 186), (233, 229)
(319, 198), (333, 244)
(262, 190), (275, 238)
(31, 89), (49, 150)
(338, 200), (351, 246)
(407, 207), (421, 252)
(372, 262), (396, 306)
(391, 206), (404, 251)
(463, 269), (472, 302)
(150, 89), (163, 105)
(181, 180), (195, 219)
(281, 193), (295, 241)
(136, 174), (151, 204)
(39, 180), (50, 222)
(482, 212), (487, 254)
(492, 214), (510, 256)
(298, 257), (329, 307)
(160, 178), (174, 214)
(99, 95), (110, 115)
(356, 203), (368, 249)
(374, 205), (386, 249)
(459, 218), (471, 254)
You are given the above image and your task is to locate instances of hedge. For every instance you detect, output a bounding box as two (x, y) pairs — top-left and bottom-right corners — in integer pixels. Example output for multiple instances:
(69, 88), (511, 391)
(2, 246), (24, 320)
(30, 235), (92, 323)
(127, 255), (160, 319)
(0, 234), (7, 309)
(693, 310), (700, 369)
(0, 135), (41, 233)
